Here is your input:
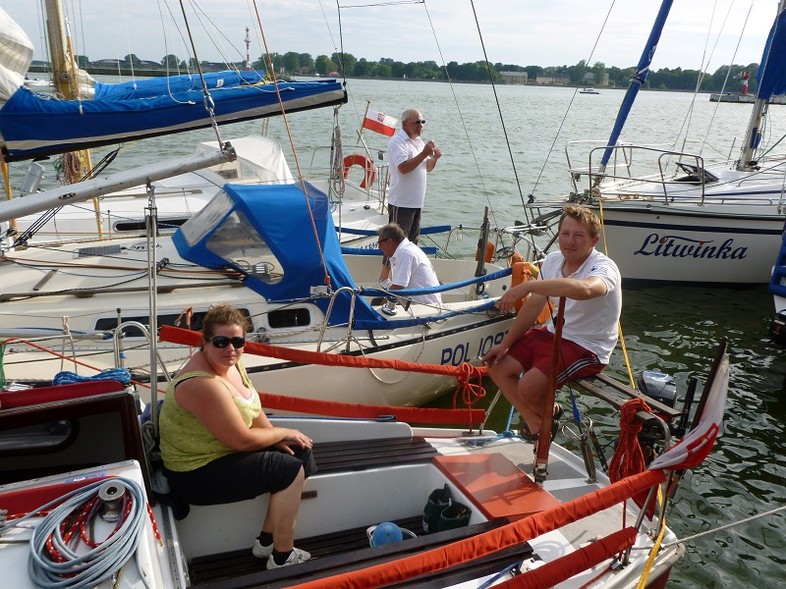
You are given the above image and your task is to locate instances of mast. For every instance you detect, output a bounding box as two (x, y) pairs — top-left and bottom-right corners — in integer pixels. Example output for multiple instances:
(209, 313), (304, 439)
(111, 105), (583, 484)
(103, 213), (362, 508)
(597, 0), (674, 177)
(44, 0), (77, 100)
(245, 27), (252, 71)
(737, 0), (786, 171)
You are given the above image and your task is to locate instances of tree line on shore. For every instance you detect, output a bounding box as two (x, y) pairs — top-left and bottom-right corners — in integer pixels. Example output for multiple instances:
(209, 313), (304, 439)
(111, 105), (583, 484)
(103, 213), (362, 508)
(65, 51), (761, 93)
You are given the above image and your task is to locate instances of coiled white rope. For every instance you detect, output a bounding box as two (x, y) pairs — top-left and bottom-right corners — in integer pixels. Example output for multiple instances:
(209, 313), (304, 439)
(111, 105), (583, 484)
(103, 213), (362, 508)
(4, 477), (151, 589)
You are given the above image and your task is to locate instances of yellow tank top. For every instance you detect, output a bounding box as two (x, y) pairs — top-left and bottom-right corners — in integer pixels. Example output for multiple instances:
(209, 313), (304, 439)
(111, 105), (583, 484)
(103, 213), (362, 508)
(159, 363), (262, 472)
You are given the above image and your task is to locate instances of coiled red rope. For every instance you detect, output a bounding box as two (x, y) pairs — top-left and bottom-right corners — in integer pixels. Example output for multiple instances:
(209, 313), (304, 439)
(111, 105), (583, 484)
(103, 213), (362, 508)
(608, 398), (652, 483)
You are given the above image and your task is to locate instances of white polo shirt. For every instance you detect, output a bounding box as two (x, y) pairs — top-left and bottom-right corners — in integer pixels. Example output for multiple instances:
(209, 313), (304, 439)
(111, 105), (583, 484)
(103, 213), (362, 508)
(387, 128), (428, 208)
(390, 238), (442, 305)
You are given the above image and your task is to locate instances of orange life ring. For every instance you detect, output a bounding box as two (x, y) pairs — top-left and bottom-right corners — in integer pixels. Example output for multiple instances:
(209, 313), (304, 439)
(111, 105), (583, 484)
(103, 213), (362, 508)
(343, 153), (377, 189)
(510, 261), (553, 324)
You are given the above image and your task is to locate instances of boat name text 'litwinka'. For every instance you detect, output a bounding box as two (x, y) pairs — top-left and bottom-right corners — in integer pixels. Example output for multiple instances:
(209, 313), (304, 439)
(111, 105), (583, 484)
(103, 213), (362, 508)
(634, 234), (748, 260)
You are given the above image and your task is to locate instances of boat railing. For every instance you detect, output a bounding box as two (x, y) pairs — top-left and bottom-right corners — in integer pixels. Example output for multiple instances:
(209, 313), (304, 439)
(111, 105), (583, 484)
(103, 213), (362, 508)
(566, 141), (717, 203)
(112, 321), (172, 385)
(303, 143), (390, 204)
(316, 286), (358, 353)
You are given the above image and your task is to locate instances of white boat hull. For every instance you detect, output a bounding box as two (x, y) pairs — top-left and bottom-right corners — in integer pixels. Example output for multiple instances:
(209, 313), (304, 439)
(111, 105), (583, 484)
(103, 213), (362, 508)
(555, 142), (786, 285)
(590, 202), (784, 284)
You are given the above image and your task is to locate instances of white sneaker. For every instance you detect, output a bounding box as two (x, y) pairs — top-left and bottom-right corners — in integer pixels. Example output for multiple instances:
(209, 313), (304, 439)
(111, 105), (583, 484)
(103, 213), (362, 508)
(252, 539), (273, 559)
(266, 547), (311, 570)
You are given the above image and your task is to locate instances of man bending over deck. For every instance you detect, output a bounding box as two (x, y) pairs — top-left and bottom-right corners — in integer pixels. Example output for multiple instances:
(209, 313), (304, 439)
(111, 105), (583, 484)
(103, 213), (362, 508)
(377, 222), (442, 307)
(482, 205), (621, 443)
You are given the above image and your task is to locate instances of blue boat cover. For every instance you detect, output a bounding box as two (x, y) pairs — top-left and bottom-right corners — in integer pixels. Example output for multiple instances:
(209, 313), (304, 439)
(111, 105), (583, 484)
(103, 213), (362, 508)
(0, 75), (346, 161)
(172, 181), (379, 326)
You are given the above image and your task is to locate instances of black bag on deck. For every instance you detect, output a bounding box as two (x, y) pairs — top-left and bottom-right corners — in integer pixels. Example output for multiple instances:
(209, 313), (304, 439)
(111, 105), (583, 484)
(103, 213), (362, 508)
(422, 484), (471, 533)
(437, 499), (471, 532)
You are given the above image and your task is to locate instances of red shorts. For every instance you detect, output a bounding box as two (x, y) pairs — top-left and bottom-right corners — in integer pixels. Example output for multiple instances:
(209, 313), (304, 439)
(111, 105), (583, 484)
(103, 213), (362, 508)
(507, 328), (605, 386)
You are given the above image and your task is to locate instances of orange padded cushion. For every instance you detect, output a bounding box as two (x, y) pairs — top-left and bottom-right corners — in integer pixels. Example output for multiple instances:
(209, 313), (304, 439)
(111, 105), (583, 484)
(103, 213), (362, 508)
(434, 453), (561, 520)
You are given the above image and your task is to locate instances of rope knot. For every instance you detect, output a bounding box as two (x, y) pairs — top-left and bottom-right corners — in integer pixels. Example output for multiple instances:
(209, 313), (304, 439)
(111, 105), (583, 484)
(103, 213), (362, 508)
(452, 363), (487, 410)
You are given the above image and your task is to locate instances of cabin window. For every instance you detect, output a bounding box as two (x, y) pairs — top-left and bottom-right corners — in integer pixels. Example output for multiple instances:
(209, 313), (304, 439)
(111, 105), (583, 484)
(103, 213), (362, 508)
(180, 190), (234, 245)
(207, 210), (284, 285)
(0, 421), (75, 454)
(268, 308), (312, 328)
(113, 218), (188, 232)
(94, 308), (253, 336)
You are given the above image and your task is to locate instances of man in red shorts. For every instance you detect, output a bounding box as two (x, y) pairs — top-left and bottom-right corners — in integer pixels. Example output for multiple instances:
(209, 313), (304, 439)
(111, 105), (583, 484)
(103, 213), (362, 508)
(482, 205), (621, 444)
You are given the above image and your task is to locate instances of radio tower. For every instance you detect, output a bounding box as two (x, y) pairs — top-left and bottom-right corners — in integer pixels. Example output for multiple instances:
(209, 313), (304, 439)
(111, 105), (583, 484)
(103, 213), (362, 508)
(245, 27), (252, 71)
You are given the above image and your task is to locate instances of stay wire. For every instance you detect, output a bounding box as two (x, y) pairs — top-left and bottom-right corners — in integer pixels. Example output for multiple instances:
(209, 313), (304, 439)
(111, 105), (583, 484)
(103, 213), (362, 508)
(466, 0), (524, 229)
(423, 0), (498, 229)
(251, 0), (333, 291)
(186, 0), (258, 73)
(633, 502), (786, 551)
(698, 1), (750, 159)
(176, 0), (224, 147)
(528, 0), (616, 203)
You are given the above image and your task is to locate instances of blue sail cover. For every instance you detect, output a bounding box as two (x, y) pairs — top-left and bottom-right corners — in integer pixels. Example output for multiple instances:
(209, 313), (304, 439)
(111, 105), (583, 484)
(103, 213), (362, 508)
(756, 5), (786, 100)
(92, 69), (269, 100)
(173, 182), (379, 326)
(0, 76), (346, 161)
(600, 0), (673, 169)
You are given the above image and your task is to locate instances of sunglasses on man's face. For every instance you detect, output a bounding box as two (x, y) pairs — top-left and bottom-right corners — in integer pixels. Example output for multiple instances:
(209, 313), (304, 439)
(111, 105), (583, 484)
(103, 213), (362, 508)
(210, 336), (246, 349)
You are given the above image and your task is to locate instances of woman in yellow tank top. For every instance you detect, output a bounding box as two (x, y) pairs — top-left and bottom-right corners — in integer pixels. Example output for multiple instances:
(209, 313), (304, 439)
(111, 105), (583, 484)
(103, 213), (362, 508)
(159, 305), (316, 570)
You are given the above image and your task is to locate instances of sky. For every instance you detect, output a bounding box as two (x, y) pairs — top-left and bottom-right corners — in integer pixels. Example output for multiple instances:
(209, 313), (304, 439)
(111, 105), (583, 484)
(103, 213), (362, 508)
(1, 1), (779, 72)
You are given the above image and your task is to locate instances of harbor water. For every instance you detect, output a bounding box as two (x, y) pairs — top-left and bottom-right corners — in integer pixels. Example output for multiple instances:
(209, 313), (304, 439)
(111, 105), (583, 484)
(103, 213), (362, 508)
(4, 78), (786, 587)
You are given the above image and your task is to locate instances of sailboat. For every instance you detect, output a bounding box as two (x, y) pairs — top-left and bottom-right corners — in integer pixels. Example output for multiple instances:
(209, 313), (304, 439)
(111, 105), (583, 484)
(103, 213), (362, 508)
(0, 5), (347, 162)
(528, 0), (786, 285)
(0, 4), (392, 250)
(0, 330), (730, 588)
(0, 163), (514, 405)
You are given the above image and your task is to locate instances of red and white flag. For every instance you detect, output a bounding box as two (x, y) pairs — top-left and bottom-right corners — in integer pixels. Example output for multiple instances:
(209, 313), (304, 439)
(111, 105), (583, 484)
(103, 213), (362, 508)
(362, 109), (397, 136)
(648, 352), (729, 471)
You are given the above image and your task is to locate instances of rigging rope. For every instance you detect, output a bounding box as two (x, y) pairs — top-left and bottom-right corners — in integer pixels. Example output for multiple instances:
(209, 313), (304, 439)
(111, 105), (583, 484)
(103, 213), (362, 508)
(2, 477), (152, 589)
(467, 0), (527, 221)
(640, 502), (786, 551)
(251, 0), (334, 291)
(608, 398), (651, 483)
(176, 0), (223, 147)
(528, 0), (616, 204)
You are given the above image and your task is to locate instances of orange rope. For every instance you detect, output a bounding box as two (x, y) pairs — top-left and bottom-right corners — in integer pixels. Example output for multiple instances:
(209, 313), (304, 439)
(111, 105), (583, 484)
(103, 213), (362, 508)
(258, 392), (485, 426)
(452, 362), (487, 408)
(608, 398), (652, 483)
(160, 325), (488, 409)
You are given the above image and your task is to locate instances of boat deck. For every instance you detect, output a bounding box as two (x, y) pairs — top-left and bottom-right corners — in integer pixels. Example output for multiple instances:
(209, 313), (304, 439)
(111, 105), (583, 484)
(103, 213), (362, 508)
(189, 517), (527, 588)
(180, 429), (626, 588)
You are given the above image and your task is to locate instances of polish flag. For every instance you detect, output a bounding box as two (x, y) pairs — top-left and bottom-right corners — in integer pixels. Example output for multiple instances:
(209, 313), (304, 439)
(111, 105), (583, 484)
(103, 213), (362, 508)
(649, 352), (729, 471)
(362, 109), (397, 136)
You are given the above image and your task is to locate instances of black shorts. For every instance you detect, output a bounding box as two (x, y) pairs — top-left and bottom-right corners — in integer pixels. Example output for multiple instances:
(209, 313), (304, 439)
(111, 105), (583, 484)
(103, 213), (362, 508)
(165, 446), (317, 506)
(388, 205), (421, 244)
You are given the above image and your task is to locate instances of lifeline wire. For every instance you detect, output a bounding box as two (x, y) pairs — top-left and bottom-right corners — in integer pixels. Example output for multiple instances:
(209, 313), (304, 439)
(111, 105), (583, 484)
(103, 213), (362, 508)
(632, 502), (786, 551)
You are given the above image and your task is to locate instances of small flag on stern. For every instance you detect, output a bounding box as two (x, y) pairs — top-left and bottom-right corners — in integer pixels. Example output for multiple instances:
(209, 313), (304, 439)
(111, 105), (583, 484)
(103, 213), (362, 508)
(362, 109), (397, 136)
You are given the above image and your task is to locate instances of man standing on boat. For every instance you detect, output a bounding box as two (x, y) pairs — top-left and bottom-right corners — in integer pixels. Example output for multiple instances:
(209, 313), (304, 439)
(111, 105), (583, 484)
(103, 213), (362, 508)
(380, 109), (441, 282)
(482, 205), (621, 443)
